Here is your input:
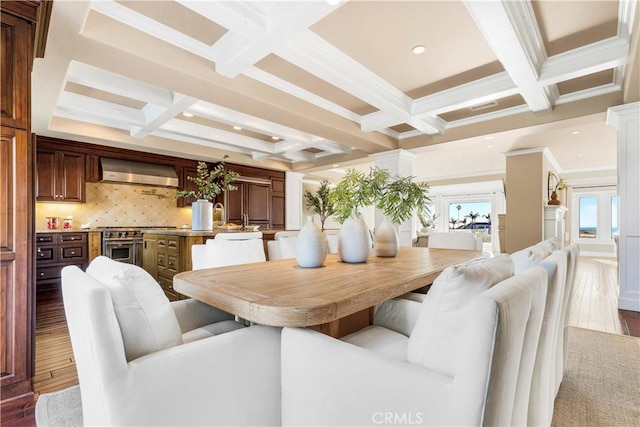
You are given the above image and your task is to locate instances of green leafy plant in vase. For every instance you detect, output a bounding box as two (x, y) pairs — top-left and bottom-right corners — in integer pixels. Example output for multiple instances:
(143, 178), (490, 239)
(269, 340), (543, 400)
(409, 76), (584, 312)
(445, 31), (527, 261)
(330, 167), (430, 261)
(175, 156), (239, 230)
(303, 179), (335, 231)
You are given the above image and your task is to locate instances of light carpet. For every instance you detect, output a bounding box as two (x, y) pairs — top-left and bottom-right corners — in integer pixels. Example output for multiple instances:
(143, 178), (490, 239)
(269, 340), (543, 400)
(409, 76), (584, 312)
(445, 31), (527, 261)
(35, 385), (82, 427)
(552, 326), (640, 427)
(35, 326), (639, 426)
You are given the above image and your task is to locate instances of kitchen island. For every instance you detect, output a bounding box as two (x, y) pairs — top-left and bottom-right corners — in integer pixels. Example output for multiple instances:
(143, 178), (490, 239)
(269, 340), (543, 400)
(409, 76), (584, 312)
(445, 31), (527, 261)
(141, 228), (282, 300)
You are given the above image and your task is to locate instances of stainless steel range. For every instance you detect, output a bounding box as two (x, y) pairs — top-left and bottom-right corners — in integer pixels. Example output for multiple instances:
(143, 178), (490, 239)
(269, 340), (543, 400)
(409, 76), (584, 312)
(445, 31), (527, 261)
(99, 226), (175, 266)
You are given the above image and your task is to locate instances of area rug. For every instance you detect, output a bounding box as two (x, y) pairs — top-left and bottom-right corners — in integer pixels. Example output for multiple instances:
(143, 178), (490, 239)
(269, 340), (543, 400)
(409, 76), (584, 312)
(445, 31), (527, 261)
(35, 385), (82, 427)
(552, 326), (640, 427)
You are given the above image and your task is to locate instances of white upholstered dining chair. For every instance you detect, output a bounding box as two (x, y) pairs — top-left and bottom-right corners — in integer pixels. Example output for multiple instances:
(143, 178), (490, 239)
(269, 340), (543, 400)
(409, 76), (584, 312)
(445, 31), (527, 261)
(192, 231), (265, 269)
(62, 256), (281, 426)
(281, 255), (548, 426)
(267, 231), (299, 261)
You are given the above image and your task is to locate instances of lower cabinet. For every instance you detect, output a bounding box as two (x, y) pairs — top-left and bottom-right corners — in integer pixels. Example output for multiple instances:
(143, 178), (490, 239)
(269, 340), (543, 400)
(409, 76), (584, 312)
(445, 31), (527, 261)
(142, 233), (206, 301)
(36, 232), (88, 290)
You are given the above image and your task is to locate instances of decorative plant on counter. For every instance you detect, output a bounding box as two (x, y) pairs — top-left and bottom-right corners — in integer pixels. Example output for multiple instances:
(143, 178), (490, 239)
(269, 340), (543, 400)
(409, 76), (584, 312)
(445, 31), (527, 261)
(419, 210), (438, 232)
(329, 167), (431, 261)
(175, 156), (239, 231)
(303, 179), (336, 231)
(175, 156), (239, 201)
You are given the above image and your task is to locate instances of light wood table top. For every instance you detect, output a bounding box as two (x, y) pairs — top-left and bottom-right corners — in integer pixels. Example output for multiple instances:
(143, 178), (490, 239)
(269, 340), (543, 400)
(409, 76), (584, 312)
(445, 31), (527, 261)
(174, 247), (482, 332)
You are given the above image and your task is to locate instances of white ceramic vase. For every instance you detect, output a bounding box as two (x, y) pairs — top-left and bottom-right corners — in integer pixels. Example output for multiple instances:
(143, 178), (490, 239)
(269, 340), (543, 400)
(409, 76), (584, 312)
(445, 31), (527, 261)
(296, 216), (327, 268)
(374, 219), (400, 257)
(192, 199), (213, 231)
(338, 213), (371, 263)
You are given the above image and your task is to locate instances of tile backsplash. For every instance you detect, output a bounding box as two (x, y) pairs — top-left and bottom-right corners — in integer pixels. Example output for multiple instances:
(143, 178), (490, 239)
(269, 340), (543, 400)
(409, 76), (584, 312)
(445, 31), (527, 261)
(36, 183), (192, 230)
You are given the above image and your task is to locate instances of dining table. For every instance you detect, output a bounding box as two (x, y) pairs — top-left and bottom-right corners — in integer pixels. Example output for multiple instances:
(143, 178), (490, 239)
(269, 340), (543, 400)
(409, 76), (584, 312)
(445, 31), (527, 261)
(173, 246), (483, 338)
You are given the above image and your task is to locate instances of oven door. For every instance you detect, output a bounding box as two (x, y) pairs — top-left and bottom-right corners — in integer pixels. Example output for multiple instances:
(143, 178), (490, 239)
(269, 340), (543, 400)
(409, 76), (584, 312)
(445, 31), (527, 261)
(104, 240), (136, 265)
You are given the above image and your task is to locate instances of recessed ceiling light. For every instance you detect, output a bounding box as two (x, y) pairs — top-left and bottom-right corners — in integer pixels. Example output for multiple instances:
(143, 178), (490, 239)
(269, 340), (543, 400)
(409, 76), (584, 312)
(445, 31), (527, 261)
(182, 112), (193, 117)
(332, 164), (340, 168)
(571, 131), (580, 135)
(412, 45), (426, 54)
(484, 136), (494, 140)
(271, 136), (279, 140)
(487, 145), (494, 148)
(233, 126), (242, 130)
(578, 153), (583, 157)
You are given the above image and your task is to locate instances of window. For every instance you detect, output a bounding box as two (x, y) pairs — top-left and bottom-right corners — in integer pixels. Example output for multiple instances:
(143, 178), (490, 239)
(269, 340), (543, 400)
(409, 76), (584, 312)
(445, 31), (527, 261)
(579, 197), (597, 239)
(571, 188), (617, 245)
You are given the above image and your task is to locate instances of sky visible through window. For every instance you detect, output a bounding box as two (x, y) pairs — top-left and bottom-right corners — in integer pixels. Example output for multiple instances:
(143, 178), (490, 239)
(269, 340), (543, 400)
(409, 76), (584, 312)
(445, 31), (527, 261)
(579, 197), (597, 238)
(448, 201), (491, 229)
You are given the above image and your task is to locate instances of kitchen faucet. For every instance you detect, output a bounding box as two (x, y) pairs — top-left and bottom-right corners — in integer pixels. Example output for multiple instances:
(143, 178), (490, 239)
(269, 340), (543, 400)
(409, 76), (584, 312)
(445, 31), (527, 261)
(213, 202), (225, 225)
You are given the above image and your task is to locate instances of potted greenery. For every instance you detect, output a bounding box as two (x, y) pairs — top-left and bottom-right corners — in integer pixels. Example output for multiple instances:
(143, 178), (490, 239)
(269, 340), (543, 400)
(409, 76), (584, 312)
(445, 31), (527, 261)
(330, 167), (430, 261)
(303, 179), (335, 231)
(175, 156), (239, 230)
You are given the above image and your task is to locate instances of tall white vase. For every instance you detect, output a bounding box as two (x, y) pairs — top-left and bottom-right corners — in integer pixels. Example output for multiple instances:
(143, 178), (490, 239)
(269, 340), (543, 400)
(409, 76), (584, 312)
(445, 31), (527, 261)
(374, 219), (400, 257)
(192, 199), (213, 231)
(338, 213), (371, 263)
(296, 216), (327, 268)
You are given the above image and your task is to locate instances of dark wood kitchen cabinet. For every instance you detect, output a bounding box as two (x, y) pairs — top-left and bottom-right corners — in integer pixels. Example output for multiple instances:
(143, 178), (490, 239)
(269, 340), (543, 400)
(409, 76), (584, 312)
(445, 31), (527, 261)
(222, 163), (286, 229)
(2, 1), (48, 422)
(36, 232), (88, 291)
(36, 147), (85, 202)
(225, 180), (271, 227)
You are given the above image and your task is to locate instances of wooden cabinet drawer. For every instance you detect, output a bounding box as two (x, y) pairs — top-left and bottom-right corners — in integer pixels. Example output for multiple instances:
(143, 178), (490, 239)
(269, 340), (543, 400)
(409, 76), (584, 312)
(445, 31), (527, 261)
(36, 234), (55, 244)
(166, 236), (179, 252)
(157, 274), (182, 301)
(58, 233), (87, 244)
(36, 266), (62, 281)
(36, 246), (55, 262)
(60, 246), (86, 261)
(166, 254), (179, 274)
(157, 252), (167, 271)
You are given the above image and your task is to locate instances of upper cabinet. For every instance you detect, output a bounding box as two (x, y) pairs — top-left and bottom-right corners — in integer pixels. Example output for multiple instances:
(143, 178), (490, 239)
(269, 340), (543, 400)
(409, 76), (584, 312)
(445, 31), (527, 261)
(222, 163), (285, 229)
(0, 12), (30, 130)
(36, 147), (85, 202)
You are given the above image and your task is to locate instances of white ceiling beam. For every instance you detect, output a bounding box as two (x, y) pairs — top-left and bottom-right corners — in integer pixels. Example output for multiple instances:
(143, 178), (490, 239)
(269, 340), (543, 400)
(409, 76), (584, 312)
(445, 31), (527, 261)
(464, 0), (554, 113)
(539, 37), (629, 86)
(90, 0), (218, 61)
(160, 119), (276, 153)
(54, 106), (139, 132)
(153, 130), (254, 156)
(278, 31), (413, 119)
(189, 100), (313, 145)
(57, 92), (146, 125)
(179, 0), (342, 78)
(66, 61), (174, 107)
(131, 94), (197, 138)
(412, 72), (518, 117)
(313, 140), (352, 154)
(408, 116), (447, 135)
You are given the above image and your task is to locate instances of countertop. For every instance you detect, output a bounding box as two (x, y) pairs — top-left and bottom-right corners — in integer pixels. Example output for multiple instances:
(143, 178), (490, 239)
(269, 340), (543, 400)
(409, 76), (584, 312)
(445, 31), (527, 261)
(36, 229), (90, 233)
(140, 228), (282, 237)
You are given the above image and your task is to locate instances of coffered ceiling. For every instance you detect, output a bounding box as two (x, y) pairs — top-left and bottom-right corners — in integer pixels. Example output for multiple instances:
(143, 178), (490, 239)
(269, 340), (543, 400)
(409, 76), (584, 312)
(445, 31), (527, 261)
(32, 0), (638, 178)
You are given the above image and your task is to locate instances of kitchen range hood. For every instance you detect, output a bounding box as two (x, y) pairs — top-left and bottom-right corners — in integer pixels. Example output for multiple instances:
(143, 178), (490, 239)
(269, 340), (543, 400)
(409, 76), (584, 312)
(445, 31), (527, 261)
(100, 157), (179, 187)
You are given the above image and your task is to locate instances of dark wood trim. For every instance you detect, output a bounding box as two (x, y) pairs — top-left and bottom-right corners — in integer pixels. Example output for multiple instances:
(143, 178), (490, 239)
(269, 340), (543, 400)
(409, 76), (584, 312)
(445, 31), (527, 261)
(0, 1), (40, 23)
(34, 0), (52, 58)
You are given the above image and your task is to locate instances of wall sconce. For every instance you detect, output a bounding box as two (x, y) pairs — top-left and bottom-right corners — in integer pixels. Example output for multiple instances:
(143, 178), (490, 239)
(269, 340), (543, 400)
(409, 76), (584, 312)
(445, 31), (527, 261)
(547, 172), (566, 206)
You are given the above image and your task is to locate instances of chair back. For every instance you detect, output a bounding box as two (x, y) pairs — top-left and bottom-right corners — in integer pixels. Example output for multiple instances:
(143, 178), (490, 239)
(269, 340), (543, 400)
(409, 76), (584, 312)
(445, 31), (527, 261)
(529, 249), (568, 426)
(324, 229), (339, 254)
(274, 231), (299, 240)
(204, 236), (266, 267)
(62, 266), (128, 426)
(191, 243), (208, 270)
(214, 231), (263, 240)
(452, 267), (547, 426)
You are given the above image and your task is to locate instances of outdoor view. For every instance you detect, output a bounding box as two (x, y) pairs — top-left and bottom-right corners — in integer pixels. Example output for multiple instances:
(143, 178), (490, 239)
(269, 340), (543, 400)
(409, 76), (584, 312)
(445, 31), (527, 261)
(448, 201), (492, 242)
(579, 196), (597, 238)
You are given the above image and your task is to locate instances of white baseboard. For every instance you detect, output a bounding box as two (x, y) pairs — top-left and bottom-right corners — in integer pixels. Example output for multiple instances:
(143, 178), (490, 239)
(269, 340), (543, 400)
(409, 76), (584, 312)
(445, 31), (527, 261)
(618, 296), (640, 312)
